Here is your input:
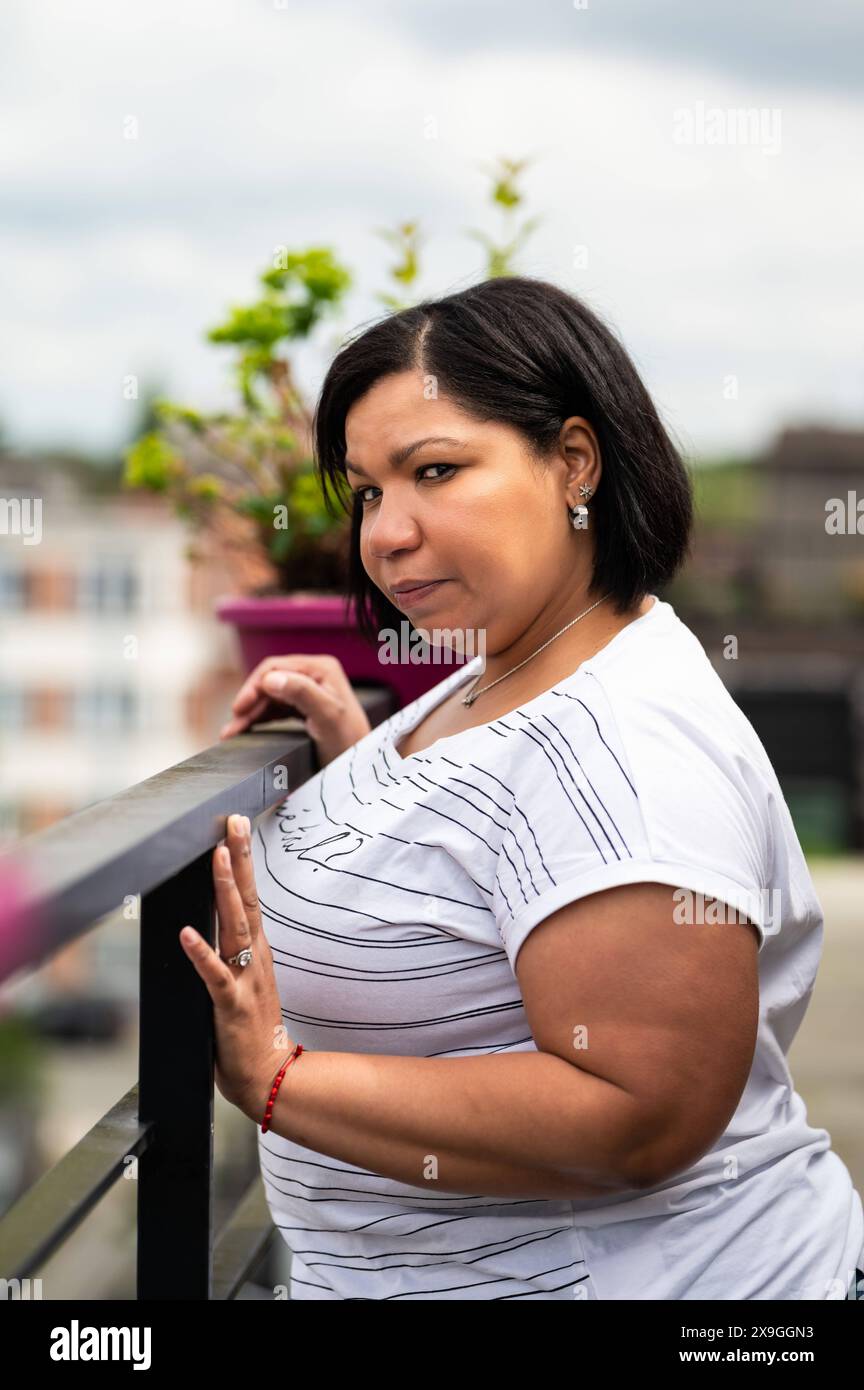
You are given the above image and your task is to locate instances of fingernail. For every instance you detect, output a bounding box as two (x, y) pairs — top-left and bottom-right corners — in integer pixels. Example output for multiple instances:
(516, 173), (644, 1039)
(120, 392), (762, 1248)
(242, 815), (251, 835)
(229, 814), (243, 835)
(263, 672), (288, 692)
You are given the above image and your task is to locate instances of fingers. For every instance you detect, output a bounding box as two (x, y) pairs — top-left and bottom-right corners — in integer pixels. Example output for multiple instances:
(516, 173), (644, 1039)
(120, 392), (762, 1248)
(231, 657), (320, 717)
(231, 659), (286, 714)
(219, 694), (270, 739)
(225, 812), (262, 943)
(180, 925), (236, 999)
(220, 656), (328, 740)
(258, 670), (342, 741)
(220, 656), (352, 742)
(212, 824), (253, 964)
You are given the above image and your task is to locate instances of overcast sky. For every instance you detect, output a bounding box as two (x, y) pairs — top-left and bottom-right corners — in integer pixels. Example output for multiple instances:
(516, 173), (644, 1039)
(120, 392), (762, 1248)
(1, 0), (861, 461)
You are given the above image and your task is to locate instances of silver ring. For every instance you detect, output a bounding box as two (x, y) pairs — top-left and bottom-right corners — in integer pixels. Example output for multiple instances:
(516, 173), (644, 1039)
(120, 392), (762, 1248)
(226, 948), (253, 968)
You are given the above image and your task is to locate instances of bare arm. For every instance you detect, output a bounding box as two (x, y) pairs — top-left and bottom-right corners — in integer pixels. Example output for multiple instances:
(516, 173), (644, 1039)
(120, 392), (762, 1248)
(246, 882), (760, 1199)
(186, 822), (759, 1202)
(249, 1046), (648, 1199)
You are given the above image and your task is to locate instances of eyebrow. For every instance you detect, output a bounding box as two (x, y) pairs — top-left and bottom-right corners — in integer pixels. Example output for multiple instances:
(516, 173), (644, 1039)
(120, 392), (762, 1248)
(344, 436), (469, 476)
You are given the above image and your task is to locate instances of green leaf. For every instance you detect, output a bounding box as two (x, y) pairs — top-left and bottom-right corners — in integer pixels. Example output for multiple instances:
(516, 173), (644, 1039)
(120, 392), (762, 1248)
(208, 298), (290, 348)
(122, 433), (185, 492)
(235, 494), (282, 523)
(151, 399), (206, 433)
(186, 473), (225, 501)
(269, 526), (295, 562)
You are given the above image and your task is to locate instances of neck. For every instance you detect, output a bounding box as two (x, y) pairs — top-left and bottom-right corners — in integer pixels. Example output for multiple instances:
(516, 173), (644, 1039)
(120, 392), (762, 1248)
(468, 592), (651, 700)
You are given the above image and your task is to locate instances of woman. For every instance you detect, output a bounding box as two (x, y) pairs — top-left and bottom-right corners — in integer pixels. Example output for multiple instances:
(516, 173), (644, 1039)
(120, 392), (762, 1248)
(183, 276), (863, 1300)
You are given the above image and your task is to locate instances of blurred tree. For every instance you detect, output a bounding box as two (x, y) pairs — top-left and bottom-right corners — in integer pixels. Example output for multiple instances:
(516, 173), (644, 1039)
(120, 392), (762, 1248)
(122, 156), (543, 596)
(465, 155), (543, 278)
(123, 248), (354, 595)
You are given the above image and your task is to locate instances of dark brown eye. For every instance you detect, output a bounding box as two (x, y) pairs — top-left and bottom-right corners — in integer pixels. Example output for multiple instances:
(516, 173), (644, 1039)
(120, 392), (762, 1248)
(354, 463), (456, 506)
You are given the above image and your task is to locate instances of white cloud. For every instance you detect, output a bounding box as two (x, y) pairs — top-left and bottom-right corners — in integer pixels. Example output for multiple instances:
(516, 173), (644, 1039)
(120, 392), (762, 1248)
(0, 0), (861, 458)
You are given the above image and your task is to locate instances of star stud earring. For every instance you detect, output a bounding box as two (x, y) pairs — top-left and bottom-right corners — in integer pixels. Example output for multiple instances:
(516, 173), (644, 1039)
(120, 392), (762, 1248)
(569, 483), (594, 529)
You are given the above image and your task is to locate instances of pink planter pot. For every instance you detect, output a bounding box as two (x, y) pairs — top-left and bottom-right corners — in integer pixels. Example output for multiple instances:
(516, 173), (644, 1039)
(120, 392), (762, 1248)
(0, 855), (37, 984)
(215, 593), (468, 710)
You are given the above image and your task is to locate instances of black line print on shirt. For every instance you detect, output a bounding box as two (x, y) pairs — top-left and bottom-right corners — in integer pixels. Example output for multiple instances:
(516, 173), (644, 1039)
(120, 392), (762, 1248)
(276, 813), (370, 866)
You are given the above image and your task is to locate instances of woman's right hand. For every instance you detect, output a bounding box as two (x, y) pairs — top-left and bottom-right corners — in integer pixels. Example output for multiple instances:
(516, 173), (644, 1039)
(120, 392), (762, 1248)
(219, 654), (372, 767)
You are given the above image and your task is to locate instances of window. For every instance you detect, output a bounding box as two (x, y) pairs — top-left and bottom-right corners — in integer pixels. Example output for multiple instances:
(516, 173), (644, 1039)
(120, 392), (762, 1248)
(0, 688), (26, 730)
(0, 568), (28, 611)
(73, 687), (138, 732)
(76, 562), (139, 614)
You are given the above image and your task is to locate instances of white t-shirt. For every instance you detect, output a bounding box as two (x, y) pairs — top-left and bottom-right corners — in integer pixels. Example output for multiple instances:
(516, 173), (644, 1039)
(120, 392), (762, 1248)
(252, 594), (864, 1300)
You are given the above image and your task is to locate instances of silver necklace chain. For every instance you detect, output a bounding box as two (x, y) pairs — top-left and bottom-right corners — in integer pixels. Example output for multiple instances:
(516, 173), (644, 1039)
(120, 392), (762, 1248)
(461, 594), (611, 707)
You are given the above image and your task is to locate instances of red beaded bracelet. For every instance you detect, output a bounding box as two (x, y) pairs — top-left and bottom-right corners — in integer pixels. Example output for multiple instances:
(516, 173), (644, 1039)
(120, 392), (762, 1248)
(261, 1043), (304, 1133)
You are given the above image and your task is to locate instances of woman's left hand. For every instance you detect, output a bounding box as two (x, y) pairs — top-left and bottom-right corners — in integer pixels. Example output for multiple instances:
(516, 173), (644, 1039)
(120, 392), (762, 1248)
(179, 813), (296, 1122)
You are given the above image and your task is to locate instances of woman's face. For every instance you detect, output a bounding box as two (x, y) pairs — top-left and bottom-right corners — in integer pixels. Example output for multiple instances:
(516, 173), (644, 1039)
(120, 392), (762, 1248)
(343, 368), (601, 654)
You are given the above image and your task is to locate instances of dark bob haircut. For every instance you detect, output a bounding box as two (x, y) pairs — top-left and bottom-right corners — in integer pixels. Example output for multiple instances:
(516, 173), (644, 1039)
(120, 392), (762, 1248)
(313, 275), (693, 645)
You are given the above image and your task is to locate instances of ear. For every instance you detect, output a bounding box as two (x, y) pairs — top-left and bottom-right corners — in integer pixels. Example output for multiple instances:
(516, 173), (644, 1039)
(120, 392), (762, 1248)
(558, 416), (601, 505)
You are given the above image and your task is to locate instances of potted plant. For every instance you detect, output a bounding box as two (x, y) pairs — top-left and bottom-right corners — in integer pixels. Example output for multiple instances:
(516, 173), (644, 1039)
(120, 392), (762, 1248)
(0, 1008), (47, 1213)
(122, 158), (541, 706)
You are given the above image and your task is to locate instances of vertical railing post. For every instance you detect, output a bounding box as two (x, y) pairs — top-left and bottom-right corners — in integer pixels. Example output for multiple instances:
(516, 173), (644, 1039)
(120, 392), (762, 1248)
(137, 850), (216, 1299)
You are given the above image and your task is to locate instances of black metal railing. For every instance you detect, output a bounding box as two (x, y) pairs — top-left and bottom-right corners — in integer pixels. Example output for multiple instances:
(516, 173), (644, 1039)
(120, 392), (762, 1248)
(0, 685), (396, 1299)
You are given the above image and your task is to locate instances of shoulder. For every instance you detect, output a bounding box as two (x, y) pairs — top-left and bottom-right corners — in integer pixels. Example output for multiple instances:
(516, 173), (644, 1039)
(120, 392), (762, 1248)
(579, 605), (775, 885)
(509, 600), (766, 820)
(577, 603), (775, 849)
(492, 604), (779, 965)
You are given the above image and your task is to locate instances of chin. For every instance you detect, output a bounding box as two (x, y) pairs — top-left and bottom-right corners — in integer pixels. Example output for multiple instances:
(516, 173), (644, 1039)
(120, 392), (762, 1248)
(416, 616), (479, 658)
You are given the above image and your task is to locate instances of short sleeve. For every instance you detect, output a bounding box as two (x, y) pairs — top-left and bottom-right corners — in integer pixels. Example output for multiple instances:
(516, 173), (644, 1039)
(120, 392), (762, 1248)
(491, 674), (771, 973)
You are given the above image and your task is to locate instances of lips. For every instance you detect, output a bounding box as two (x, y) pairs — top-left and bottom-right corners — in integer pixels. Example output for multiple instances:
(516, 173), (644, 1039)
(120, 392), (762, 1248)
(391, 579), (444, 596)
(391, 579), (450, 608)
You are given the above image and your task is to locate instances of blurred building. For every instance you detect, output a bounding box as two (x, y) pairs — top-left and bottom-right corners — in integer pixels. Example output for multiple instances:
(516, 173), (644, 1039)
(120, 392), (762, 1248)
(758, 426), (864, 618)
(0, 448), (244, 1010)
(672, 424), (864, 852)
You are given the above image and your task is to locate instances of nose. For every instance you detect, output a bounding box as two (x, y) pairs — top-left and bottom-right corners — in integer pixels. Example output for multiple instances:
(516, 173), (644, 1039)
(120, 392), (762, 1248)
(365, 489), (423, 561)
